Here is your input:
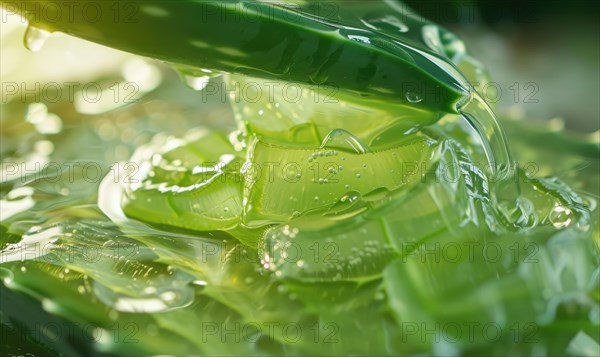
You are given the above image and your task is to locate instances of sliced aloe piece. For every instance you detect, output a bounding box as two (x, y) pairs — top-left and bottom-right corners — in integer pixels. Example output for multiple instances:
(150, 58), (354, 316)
(8, 0), (464, 113)
(243, 131), (438, 226)
(257, 136), (443, 282)
(257, 160), (448, 282)
(261, 215), (398, 282)
(228, 73), (442, 149)
(122, 129), (245, 232)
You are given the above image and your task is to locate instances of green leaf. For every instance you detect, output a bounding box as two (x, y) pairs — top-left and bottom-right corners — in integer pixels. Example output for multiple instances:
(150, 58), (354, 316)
(9, 0), (464, 113)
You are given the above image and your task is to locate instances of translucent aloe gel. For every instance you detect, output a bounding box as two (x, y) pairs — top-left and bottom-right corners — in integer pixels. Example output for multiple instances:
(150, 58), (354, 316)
(1, 1), (599, 356)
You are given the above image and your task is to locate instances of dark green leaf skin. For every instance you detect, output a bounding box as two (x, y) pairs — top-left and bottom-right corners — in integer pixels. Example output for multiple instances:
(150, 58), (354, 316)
(5, 0), (463, 113)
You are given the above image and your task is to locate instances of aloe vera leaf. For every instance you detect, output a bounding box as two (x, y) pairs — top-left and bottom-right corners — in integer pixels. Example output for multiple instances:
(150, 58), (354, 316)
(7, 0), (463, 113)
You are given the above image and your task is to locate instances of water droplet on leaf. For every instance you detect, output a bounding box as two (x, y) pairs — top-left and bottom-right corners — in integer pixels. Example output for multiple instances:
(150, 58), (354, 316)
(405, 90), (423, 103)
(23, 25), (51, 52)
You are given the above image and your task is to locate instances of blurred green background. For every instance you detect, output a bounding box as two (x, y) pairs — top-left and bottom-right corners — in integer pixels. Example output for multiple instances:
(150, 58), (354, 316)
(406, 0), (599, 132)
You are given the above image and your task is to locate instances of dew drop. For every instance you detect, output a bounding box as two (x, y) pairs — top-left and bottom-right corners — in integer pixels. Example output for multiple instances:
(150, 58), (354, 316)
(176, 66), (222, 91)
(160, 290), (178, 303)
(183, 75), (211, 91)
(405, 90), (423, 103)
(309, 71), (329, 85)
(122, 58), (162, 92)
(192, 280), (207, 287)
(346, 34), (371, 44)
(549, 205), (574, 229)
(344, 192), (360, 203)
(0, 268), (14, 285)
(23, 25), (51, 52)
(327, 191), (362, 216)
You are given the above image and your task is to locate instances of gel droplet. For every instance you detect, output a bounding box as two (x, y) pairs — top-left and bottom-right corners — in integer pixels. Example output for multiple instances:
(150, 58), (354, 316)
(176, 67), (222, 91)
(23, 25), (51, 52)
(549, 205), (574, 229)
